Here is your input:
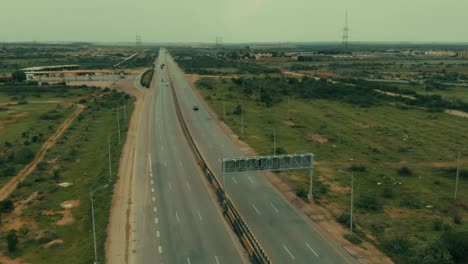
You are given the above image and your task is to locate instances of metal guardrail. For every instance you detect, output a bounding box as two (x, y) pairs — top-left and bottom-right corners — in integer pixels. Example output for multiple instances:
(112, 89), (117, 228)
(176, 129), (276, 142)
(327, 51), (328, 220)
(166, 63), (271, 264)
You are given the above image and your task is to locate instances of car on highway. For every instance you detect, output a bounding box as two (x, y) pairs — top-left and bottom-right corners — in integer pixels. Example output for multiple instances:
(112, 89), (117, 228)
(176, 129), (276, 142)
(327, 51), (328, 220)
(193, 105), (199, 111)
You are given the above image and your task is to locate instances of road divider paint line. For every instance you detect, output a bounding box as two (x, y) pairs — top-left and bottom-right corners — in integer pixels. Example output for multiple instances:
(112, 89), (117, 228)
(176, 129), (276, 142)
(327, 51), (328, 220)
(156, 230), (160, 238)
(151, 188), (154, 193)
(283, 244), (295, 260)
(158, 246), (163, 254)
(152, 197), (156, 202)
(252, 204), (261, 215)
(176, 212), (180, 223)
(270, 203), (279, 213)
(232, 178), (238, 184)
(198, 210), (203, 221)
(153, 207), (157, 213)
(187, 257), (191, 264)
(186, 182), (191, 190)
(248, 176), (255, 184)
(151, 179), (154, 185)
(215, 256), (220, 264)
(305, 242), (319, 257)
(168, 183), (172, 190)
(155, 217), (158, 224)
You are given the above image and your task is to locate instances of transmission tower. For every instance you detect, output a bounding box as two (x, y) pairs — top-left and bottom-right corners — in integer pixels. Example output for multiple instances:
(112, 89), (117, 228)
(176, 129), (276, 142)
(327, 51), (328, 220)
(342, 11), (349, 51)
(136, 35), (142, 49)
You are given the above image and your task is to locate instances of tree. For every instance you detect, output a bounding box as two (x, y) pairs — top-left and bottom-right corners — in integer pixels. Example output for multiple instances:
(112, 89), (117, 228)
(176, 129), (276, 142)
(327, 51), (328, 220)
(0, 199), (14, 213)
(441, 231), (468, 263)
(411, 241), (454, 264)
(11, 70), (26, 82)
(6, 230), (18, 253)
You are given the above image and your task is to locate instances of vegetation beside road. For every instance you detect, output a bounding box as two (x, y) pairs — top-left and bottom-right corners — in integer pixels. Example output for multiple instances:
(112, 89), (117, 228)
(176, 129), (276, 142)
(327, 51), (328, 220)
(0, 86), (134, 264)
(195, 76), (468, 264)
(141, 69), (154, 88)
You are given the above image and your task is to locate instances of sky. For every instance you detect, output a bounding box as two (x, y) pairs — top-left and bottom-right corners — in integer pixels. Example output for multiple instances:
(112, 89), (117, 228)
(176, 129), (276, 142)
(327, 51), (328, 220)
(1, 0), (467, 43)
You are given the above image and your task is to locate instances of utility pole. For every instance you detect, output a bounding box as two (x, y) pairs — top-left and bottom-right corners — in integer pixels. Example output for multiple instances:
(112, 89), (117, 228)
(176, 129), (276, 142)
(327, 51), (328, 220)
(123, 94), (127, 122)
(454, 151), (461, 200)
(241, 108), (244, 135)
(117, 109), (121, 144)
(287, 96), (290, 120)
(91, 184), (108, 264)
(308, 166), (314, 200)
(273, 128), (276, 156)
(222, 101), (226, 121)
(350, 172), (354, 233)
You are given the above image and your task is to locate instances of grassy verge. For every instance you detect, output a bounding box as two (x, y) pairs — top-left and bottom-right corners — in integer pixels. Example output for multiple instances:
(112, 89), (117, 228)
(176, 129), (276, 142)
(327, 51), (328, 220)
(0, 88), (134, 263)
(196, 76), (468, 263)
(141, 69), (154, 88)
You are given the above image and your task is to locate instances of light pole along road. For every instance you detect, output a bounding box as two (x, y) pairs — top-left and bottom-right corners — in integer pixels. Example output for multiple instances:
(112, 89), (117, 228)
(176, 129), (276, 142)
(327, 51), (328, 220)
(131, 49), (246, 264)
(164, 50), (358, 263)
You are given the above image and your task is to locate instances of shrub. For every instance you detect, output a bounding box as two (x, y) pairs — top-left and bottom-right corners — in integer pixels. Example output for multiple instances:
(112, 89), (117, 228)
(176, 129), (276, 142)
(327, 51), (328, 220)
(336, 212), (354, 228)
(433, 219), (444, 231)
(6, 230), (18, 253)
(0, 199), (14, 213)
(344, 233), (362, 245)
(441, 231), (468, 263)
(453, 214), (462, 225)
(398, 166), (413, 176)
(350, 164), (368, 172)
(381, 187), (394, 198)
(14, 147), (35, 164)
(382, 234), (412, 255)
(411, 241), (454, 264)
(399, 195), (421, 209)
(356, 192), (382, 211)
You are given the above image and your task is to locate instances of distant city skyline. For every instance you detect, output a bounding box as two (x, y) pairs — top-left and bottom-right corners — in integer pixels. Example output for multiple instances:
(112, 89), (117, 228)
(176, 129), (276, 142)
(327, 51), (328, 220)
(2, 0), (467, 43)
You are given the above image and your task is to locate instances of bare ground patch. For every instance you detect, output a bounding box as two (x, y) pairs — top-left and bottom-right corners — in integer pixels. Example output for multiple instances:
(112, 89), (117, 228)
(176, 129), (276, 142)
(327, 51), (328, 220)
(310, 133), (328, 144)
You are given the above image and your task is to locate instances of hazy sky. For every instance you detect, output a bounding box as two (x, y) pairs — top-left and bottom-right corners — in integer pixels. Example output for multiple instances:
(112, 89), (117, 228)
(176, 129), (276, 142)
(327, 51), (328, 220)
(2, 0), (467, 43)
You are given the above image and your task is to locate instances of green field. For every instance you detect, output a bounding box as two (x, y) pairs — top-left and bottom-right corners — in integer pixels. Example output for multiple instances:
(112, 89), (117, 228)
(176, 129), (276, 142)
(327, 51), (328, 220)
(196, 76), (468, 263)
(0, 87), (133, 263)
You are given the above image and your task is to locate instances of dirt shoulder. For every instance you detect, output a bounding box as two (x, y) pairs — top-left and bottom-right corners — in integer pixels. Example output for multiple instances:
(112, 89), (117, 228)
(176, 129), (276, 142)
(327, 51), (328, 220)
(105, 74), (145, 264)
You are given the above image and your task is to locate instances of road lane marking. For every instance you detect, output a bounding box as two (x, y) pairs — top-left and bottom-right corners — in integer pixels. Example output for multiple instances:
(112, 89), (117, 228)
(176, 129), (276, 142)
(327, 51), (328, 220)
(155, 217), (158, 224)
(187, 257), (191, 264)
(198, 210), (203, 221)
(270, 203), (279, 213)
(305, 243), (319, 257)
(153, 207), (157, 213)
(186, 182), (191, 190)
(168, 183), (172, 190)
(232, 178), (238, 184)
(179, 161), (183, 167)
(151, 179), (154, 185)
(148, 154), (152, 173)
(164, 161), (167, 167)
(176, 212), (180, 223)
(152, 197), (156, 202)
(252, 204), (261, 215)
(248, 176), (255, 183)
(151, 188), (154, 193)
(156, 230), (160, 238)
(283, 244), (295, 260)
(158, 246), (163, 254)
(215, 256), (220, 264)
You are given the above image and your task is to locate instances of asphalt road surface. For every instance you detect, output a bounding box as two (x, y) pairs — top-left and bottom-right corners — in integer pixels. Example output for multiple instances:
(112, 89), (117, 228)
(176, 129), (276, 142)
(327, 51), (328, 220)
(163, 49), (358, 264)
(132, 50), (246, 264)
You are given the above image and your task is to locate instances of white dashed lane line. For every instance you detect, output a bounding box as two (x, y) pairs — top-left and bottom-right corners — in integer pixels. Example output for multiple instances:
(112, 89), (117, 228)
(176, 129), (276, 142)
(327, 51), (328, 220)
(270, 202), (279, 213)
(305, 242), (319, 257)
(251, 204), (261, 215)
(283, 244), (295, 260)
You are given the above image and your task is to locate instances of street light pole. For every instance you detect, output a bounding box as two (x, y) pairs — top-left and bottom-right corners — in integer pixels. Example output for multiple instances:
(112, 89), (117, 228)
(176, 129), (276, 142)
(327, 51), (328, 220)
(350, 172), (354, 233)
(454, 151), (461, 200)
(273, 128), (276, 156)
(241, 108), (244, 135)
(107, 130), (119, 182)
(308, 166), (313, 200)
(91, 184), (108, 264)
(123, 94), (127, 122)
(116, 109), (121, 144)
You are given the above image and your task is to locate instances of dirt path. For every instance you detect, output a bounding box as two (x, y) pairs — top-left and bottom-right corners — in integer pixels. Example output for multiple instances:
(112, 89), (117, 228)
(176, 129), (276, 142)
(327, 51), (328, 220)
(106, 74), (145, 264)
(0, 104), (85, 201)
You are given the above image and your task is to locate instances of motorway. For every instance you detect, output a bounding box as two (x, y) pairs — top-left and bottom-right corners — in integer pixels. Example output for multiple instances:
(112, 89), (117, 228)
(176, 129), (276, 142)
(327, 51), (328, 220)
(132, 50), (246, 264)
(163, 50), (357, 263)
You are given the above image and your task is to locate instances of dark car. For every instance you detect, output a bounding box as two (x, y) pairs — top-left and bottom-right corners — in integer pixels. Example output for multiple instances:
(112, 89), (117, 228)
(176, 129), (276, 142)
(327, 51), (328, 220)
(193, 105), (199, 111)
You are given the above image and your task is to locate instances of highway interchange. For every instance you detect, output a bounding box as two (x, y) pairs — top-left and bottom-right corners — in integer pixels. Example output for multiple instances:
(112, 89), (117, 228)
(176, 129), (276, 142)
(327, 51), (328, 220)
(132, 48), (357, 264)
